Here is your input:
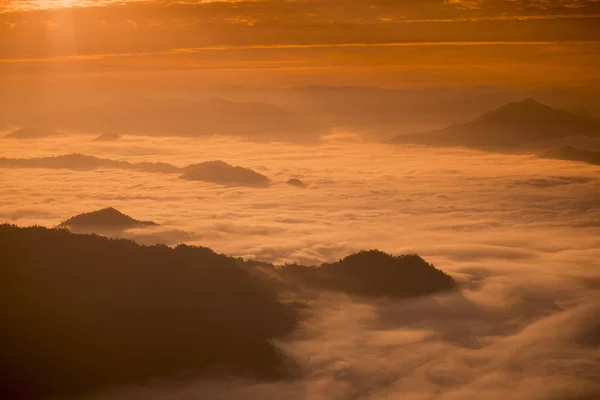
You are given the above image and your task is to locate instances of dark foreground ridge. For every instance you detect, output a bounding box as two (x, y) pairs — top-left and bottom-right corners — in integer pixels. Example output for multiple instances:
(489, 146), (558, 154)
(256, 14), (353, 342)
(57, 207), (158, 231)
(280, 250), (456, 298)
(0, 225), (456, 399)
(0, 224), (296, 400)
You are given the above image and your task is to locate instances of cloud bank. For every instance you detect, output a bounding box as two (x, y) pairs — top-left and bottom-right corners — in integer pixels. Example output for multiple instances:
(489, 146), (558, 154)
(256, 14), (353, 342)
(1, 132), (598, 399)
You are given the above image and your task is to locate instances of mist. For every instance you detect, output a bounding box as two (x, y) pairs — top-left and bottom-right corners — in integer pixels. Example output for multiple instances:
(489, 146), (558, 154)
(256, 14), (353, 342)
(1, 130), (598, 399)
(2, 0), (600, 398)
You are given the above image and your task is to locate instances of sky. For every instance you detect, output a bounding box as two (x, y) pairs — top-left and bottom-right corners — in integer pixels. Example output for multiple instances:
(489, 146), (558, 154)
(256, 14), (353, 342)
(1, 0), (600, 90)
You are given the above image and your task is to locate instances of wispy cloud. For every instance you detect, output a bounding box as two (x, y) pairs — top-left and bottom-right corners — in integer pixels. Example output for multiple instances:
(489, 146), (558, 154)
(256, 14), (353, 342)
(2, 40), (598, 63)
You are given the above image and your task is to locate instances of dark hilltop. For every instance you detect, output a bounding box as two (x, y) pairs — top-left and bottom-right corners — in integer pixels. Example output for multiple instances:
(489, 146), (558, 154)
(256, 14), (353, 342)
(57, 207), (158, 232)
(0, 224), (457, 399)
(286, 178), (308, 188)
(280, 250), (456, 298)
(181, 160), (270, 187)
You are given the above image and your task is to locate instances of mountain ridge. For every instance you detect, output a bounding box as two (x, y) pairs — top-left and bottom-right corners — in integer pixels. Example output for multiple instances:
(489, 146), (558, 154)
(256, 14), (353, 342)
(390, 98), (600, 149)
(1, 97), (325, 142)
(57, 207), (158, 231)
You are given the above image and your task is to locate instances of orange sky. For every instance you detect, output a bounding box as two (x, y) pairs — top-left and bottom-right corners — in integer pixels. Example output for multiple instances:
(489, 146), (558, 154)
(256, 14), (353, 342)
(1, 0), (599, 89)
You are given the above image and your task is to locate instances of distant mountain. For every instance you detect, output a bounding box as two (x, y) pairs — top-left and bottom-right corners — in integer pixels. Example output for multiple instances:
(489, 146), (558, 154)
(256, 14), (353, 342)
(390, 99), (600, 149)
(0, 153), (129, 170)
(57, 207), (158, 231)
(0, 154), (273, 185)
(280, 250), (456, 298)
(0, 153), (181, 174)
(4, 126), (58, 139)
(540, 145), (600, 166)
(181, 160), (270, 187)
(286, 178), (307, 188)
(9, 97), (324, 141)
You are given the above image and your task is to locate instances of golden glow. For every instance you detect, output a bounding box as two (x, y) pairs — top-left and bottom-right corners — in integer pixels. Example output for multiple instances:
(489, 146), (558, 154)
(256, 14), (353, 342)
(1, 0), (599, 87)
(0, 0), (143, 12)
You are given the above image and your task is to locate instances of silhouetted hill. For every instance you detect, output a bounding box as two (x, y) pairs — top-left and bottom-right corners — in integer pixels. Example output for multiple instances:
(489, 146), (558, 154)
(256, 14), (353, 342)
(280, 250), (456, 298)
(0, 224), (296, 400)
(0, 153), (181, 174)
(540, 145), (600, 166)
(92, 133), (121, 141)
(390, 99), (600, 149)
(7, 97), (324, 141)
(0, 155), (273, 185)
(0, 153), (129, 170)
(57, 207), (158, 232)
(286, 178), (307, 188)
(4, 126), (58, 139)
(181, 160), (270, 187)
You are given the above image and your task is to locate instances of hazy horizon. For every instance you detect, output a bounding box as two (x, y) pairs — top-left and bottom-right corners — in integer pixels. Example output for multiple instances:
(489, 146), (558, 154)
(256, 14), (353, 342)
(1, 1), (599, 399)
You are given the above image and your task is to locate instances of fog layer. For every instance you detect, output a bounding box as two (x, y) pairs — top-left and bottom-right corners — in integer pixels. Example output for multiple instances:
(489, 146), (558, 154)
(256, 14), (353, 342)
(0, 132), (598, 399)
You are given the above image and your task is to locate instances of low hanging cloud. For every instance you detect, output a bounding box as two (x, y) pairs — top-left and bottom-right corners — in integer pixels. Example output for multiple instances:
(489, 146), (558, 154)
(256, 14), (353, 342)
(81, 285), (600, 400)
(1, 133), (599, 399)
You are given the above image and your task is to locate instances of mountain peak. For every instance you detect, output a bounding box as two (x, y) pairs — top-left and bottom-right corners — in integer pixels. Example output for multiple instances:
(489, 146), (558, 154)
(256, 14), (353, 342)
(519, 98), (543, 106)
(181, 160), (270, 187)
(479, 98), (555, 121)
(473, 98), (593, 132)
(5, 126), (59, 139)
(390, 98), (600, 149)
(58, 208), (158, 231)
(98, 207), (122, 216)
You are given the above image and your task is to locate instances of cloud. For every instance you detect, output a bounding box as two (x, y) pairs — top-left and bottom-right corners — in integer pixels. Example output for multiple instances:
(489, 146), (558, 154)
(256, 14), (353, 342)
(1, 132), (599, 399)
(80, 288), (600, 400)
(1, 1), (599, 58)
(512, 176), (593, 188)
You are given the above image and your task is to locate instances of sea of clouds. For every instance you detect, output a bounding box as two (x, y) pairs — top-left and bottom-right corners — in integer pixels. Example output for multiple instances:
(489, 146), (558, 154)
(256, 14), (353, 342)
(1, 130), (598, 399)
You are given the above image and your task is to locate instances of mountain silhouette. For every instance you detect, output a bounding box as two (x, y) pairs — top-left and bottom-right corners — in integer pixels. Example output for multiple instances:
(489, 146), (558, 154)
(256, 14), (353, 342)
(0, 153), (129, 170)
(4, 126), (59, 139)
(286, 178), (308, 188)
(57, 207), (158, 231)
(0, 224), (457, 399)
(0, 153), (181, 173)
(0, 224), (295, 400)
(181, 160), (270, 187)
(0, 155), (272, 185)
(390, 99), (600, 149)
(540, 145), (600, 166)
(8, 97), (324, 141)
(280, 250), (456, 298)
